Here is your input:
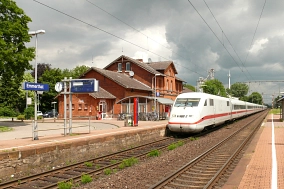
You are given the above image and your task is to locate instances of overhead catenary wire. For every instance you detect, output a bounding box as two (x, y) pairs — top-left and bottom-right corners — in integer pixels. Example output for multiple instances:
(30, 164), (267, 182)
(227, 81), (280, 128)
(32, 0), (205, 78)
(188, 0), (267, 95)
(203, 0), (253, 80)
(187, 0), (249, 80)
(85, 0), (206, 72)
(244, 0), (267, 65)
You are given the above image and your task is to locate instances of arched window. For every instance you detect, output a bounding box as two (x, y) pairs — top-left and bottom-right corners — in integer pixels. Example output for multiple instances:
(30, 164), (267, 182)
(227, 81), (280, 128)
(166, 80), (169, 90)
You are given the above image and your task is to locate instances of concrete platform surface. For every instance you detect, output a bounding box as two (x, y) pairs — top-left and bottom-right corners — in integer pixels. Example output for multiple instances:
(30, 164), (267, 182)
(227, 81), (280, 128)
(0, 118), (168, 150)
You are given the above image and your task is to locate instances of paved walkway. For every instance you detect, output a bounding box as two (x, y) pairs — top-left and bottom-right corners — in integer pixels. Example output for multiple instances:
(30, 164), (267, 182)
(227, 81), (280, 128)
(0, 118), (168, 150)
(224, 113), (284, 189)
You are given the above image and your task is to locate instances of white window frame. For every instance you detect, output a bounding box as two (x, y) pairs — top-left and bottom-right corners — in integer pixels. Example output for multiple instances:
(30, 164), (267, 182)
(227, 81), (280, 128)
(126, 62), (131, 71)
(118, 63), (122, 72)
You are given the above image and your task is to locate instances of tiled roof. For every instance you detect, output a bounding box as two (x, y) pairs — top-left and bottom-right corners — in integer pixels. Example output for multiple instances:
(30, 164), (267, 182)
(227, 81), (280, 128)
(146, 61), (178, 74)
(89, 87), (116, 99)
(91, 67), (152, 91)
(104, 55), (163, 75)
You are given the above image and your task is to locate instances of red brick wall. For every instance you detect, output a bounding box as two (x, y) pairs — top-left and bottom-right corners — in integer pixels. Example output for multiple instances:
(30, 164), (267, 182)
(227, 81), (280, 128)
(57, 57), (182, 119)
(57, 94), (115, 118)
(105, 58), (153, 87)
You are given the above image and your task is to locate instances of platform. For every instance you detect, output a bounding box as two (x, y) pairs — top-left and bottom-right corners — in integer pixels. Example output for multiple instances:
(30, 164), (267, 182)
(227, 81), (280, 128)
(0, 119), (168, 150)
(224, 113), (284, 189)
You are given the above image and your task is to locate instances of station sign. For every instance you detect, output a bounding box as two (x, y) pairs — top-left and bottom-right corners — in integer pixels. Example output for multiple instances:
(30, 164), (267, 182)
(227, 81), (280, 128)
(22, 82), (49, 91)
(70, 79), (99, 93)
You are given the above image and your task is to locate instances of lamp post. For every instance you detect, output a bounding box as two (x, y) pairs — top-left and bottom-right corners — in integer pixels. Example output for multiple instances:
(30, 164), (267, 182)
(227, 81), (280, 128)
(29, 30), (45, 140)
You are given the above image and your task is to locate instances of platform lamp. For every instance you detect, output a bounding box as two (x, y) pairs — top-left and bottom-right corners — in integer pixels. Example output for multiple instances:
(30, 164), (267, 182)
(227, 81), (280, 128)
(28, 29), (45, 140)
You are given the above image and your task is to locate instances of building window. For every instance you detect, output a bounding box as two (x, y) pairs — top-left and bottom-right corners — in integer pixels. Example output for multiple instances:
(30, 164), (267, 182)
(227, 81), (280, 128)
(72, 104), (75, 110)
(85, 104), (88, 110)
(159, 80), (162, 89)
(78, 104), (82, 110)
(166, 80), (169, 91)
(170, 81), (173, 91)
(126, 62), (131, 71)
(118, 63), (122, 72)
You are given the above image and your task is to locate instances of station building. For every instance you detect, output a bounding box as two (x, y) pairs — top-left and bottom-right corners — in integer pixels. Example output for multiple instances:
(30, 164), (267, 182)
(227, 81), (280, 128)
(56, 55), (191, 120)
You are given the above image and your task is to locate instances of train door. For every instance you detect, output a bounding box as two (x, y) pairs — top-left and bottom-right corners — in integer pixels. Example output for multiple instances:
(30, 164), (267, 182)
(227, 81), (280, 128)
(213, 99), (216, 124)
(228, 100), (233, 120)
(209, 98), (215, 124)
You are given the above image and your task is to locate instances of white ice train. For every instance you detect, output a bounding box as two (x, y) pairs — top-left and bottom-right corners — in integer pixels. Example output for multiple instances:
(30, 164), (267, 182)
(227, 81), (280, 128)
(167, 92), (267, 134)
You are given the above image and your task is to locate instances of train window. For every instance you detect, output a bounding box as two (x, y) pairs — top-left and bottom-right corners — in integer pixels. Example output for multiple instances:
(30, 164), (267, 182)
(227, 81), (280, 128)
(227, 101), (229, 106)
(174, 98), (200, 107)
(204, 99), (207, 106)
(209, 99), (214, 106)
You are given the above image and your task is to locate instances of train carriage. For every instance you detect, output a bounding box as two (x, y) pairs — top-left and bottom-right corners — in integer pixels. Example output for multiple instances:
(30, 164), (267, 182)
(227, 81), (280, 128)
(167, 92), (266, 134)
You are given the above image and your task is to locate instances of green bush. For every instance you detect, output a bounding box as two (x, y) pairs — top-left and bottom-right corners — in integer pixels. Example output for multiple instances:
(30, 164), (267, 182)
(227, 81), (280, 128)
(17, 115), (25, 121)
(0, 107), (17, 117)
(24, 107), (34, 120)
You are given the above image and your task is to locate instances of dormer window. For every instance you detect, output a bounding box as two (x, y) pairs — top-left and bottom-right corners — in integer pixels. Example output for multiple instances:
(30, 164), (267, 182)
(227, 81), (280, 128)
(126, 62), (131, 71)
(118, 63), (122, 72)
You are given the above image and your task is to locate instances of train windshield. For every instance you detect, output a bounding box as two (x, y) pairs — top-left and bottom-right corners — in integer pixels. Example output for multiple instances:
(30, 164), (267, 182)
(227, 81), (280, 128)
(174, 98), (200, 107)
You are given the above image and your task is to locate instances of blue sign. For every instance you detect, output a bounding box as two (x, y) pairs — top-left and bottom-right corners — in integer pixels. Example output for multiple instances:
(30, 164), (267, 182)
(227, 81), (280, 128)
(22, 82), (49, 91)
(70, 79), (99, 93)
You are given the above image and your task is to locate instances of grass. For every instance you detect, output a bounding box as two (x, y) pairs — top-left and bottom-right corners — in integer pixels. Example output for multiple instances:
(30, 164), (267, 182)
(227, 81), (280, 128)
(147, 149), (161, 157)
(0, 126), (13, 132)
(81, 174), (92, 184)
(270, 109), (280, 114)
(57, 180), (73, 189)
(84, 162), (93, 167)
(118, 157), (138, 169)
(168, 140), (184, 150)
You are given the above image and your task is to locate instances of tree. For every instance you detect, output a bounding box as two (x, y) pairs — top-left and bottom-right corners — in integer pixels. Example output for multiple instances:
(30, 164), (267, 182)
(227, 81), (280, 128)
(37, 65), (90, 112)
(31, 63), (51, 81)
(202, 79), (227, 97)
(248, 92), (263, 105)
(183, 84), (195, 92)
(18, 72), (34, 112)
(38, 68), (64, 112)
(0, 0), (34, 111)
(228, 82), (249, 98)
(71, 65), (90, 79)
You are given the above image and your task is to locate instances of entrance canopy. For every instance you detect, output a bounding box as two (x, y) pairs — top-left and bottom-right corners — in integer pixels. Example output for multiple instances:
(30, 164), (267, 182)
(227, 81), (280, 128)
(116, 95), (174, 105)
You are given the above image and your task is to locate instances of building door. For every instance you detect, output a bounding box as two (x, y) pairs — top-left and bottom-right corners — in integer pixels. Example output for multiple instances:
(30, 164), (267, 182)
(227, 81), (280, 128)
(99, 100), (107, 119)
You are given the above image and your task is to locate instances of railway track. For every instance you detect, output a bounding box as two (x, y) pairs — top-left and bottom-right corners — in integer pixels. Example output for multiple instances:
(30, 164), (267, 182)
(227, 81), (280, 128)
(0, 137), (179, 189)
(0, 121), (224, 189)
(149, 111), (268, 189)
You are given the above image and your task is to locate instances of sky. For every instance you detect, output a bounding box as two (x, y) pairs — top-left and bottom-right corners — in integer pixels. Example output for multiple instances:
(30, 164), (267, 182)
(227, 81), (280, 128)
(14, 0), (284, 105)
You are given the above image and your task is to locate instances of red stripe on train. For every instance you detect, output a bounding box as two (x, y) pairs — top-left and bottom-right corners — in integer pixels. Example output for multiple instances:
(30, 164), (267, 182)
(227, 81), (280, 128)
(168, 110), (258, 125)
